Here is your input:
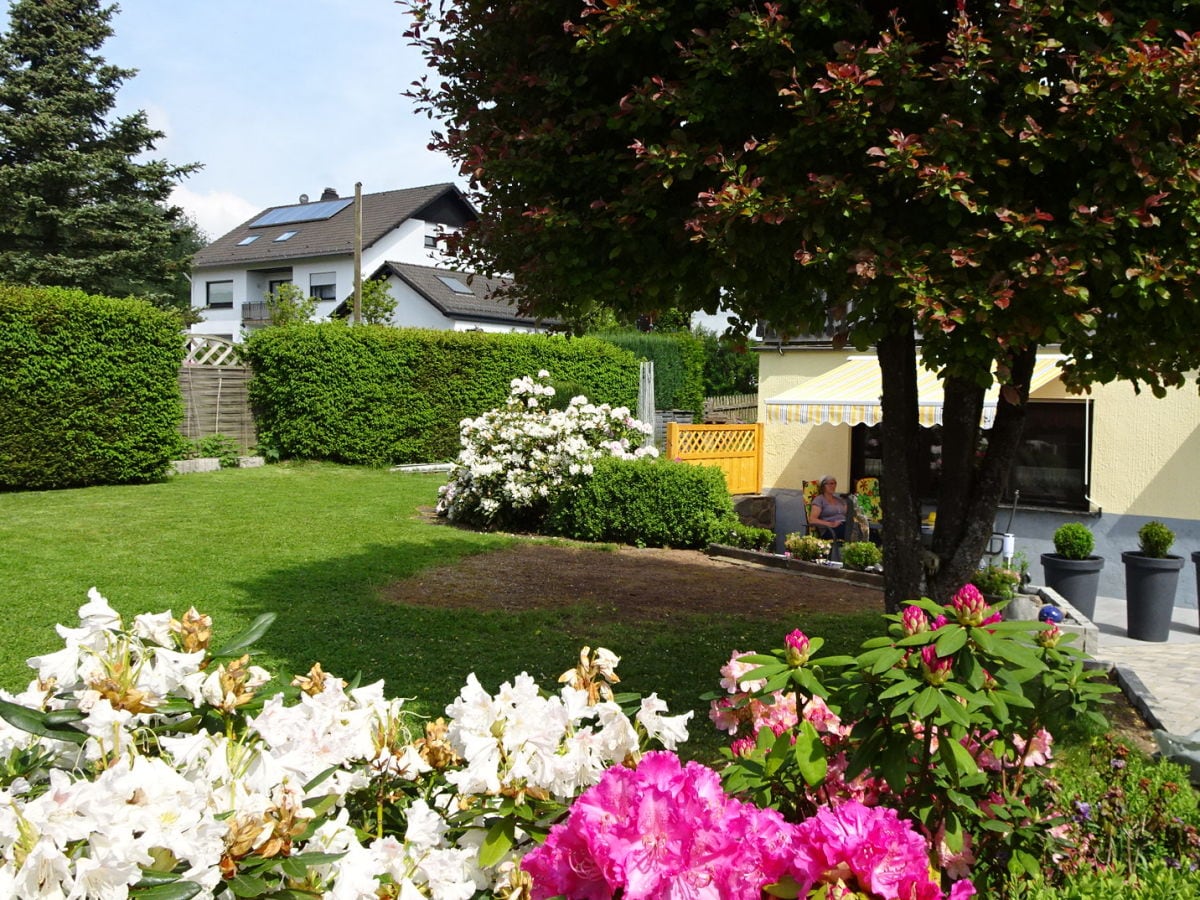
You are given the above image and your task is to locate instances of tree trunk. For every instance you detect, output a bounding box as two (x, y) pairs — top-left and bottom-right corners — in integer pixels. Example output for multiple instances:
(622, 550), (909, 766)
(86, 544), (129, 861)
(877, 331), (925, 612)
(926, 346), (1038, 601)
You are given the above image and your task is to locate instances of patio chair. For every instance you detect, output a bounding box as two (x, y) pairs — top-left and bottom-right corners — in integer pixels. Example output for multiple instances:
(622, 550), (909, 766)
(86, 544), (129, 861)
(854, 477), (884, 544)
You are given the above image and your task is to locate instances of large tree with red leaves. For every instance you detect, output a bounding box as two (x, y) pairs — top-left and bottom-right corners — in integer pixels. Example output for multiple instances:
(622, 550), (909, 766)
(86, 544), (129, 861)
(406, 0), (1200, 610)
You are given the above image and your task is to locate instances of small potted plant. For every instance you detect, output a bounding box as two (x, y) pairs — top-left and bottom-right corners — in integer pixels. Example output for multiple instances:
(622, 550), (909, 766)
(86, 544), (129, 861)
(973, 562), (1021, 602)
(1040, 522), (1104, 620)
(840, 541), (882, 572)
(1122, 520), (1184, 642)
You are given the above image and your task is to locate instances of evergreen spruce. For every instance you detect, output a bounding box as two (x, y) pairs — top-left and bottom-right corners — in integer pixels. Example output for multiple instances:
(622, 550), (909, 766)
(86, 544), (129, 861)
(0, 0), (199, 306)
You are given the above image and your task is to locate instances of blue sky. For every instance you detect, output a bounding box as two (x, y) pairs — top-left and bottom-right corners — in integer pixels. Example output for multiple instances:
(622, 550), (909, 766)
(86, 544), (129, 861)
(103, 0), (463, 239)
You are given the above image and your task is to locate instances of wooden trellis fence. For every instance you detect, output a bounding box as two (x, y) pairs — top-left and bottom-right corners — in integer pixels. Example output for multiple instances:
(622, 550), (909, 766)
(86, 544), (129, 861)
(179, 335), (257, 452)
(665, 422), (763, 495)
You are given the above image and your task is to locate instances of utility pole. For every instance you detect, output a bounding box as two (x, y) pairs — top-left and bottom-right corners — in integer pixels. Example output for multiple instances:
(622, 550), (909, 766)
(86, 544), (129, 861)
(353, 181), (363, 324)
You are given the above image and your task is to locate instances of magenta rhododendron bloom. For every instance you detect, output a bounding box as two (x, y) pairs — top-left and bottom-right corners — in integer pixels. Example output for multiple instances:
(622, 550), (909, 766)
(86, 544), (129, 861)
(521, 751), (796, 899)
(920, 645), (954, 686)
(951, 584), (993, 627)
(787, 801), (976, 899)
(784, 629), (811, 666)
(901, 605), (930, 636)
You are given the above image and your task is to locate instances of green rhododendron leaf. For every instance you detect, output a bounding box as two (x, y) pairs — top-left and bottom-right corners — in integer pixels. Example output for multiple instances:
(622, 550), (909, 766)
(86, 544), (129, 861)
(0, 698), (87, 745)
(936, 692), (972, 729)
(913, 686), (940, 719)
(793, 720), (828, 786)
(211, 612), (277, 659)
(130, 882), (204, 899)
(934, 625), (968, 657)
(227, 873), (269, 897)
(478, 816), (516, 868)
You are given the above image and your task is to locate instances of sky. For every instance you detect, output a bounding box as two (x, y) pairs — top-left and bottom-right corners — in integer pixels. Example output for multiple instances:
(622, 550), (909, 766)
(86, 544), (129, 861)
(102, 0), (463, 240)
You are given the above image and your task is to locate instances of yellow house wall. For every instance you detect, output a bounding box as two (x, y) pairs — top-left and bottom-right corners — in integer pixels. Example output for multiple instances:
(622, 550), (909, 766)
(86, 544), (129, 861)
(758, 349), (854, 492)
(1088, 379), (1200, 518)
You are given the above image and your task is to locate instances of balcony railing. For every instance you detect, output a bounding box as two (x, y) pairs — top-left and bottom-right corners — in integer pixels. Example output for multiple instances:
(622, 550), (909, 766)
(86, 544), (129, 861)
(241, 300), (270, 324)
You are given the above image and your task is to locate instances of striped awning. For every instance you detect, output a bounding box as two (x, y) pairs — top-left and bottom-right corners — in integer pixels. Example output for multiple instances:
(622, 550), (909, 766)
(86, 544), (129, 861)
(765, 355), (1064, 429)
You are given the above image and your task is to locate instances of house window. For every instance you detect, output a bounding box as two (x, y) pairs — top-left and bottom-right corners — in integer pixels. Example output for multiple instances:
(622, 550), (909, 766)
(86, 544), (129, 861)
(206, 281), (233, 309)
(849, 401), (1092, 510)
(436, 274), (473, 294)
(274, 231), (298, 242)
(309, 272), (336, 302)
(424, 223), (439, 248)
(236, 235), (260, 246)
(267, 278), (290, 297)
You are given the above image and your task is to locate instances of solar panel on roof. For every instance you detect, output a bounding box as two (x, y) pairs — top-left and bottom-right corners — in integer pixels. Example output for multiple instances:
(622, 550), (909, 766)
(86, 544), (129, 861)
(249, 197), (353, 228)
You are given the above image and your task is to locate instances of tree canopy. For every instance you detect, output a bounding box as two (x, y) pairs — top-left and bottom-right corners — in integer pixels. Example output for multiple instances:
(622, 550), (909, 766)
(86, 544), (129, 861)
(407, 0), (1200, 607)
(0, 0), (199, 308)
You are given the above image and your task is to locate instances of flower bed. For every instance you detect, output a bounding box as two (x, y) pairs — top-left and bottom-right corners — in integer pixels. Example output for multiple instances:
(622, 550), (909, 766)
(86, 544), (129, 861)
(0, 578), (1132, 897)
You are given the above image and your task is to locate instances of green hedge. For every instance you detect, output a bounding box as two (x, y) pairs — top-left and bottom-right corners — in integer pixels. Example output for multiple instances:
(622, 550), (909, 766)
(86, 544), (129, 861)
(242, 325), (640, 465)
(594, 330), (705, 416)
(546, 456), (735, 549)
(0, 284), (184, 489)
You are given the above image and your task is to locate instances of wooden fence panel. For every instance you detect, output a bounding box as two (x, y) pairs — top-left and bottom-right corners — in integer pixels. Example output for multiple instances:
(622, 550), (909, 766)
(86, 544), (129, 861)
(178, 364), (257, 453)
(665, 422), (762, 495)
(703, 393), (758, 423)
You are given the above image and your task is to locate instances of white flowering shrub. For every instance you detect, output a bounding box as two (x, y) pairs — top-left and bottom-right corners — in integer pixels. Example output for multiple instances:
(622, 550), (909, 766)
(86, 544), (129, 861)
(436, 371), (657, 529)
(0, 591), (691, 898)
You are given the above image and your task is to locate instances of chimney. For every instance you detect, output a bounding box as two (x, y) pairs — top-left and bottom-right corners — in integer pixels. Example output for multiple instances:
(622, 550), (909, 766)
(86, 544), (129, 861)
(320, 187), (339, 201)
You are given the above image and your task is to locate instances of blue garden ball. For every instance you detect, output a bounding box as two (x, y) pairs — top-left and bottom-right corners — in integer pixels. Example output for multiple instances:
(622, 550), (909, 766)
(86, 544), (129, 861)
(1038, 605), (1065, 624)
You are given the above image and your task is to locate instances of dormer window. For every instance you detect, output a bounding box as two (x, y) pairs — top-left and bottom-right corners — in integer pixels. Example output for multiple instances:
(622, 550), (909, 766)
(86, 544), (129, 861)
(436, 275), (473, 294)
(274, 231), (298, 242)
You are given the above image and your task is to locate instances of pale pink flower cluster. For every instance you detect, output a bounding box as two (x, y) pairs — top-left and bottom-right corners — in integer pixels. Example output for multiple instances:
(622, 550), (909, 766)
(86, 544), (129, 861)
(710, 650), (797, 737)
(522, 756), (976, 900)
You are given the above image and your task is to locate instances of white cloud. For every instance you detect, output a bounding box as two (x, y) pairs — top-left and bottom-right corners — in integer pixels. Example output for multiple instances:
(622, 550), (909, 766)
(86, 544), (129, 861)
(171, 186), (258, 242)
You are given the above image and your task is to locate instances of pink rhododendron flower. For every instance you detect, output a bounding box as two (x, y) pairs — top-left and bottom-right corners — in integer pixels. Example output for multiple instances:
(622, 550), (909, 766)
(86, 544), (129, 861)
(802, 696), (845, 738)
(935, 824), (977, 880)
(1036, 624), (1063, 648)
(1013, 728), (1054, 767)
(920, 645), (954, 686)
(951, 584), (994, 627)
(718, 651), (765, 693)
(901, 605), (930, 636)
(522, 751), (796, 900)
(787, 801), (975, 900)
(784, 629), (811, 666)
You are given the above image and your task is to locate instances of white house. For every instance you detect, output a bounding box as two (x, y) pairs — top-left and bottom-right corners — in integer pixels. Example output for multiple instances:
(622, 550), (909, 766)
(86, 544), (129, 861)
(189, 183), (554, 339)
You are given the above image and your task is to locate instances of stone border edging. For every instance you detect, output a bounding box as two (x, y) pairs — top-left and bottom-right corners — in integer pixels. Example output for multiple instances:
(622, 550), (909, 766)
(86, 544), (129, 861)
(706, 544), (885, 589)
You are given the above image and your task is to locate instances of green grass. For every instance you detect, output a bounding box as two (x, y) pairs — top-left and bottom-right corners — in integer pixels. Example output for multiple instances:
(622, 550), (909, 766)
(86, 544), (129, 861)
(0, 462), (883, 759)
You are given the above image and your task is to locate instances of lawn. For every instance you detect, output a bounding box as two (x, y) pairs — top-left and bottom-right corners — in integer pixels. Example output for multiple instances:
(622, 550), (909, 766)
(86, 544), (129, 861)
(0, 462), (881, 759)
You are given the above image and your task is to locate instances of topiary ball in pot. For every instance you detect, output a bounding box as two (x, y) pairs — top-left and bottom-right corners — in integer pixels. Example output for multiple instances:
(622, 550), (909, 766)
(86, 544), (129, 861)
(1053, 522), (1095, 560)
(1137, 520), (1176, 558)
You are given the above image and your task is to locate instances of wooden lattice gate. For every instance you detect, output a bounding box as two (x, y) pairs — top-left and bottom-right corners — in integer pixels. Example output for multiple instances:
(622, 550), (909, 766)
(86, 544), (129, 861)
(179, 335), (257, 452)
(664, 422), (763, 495)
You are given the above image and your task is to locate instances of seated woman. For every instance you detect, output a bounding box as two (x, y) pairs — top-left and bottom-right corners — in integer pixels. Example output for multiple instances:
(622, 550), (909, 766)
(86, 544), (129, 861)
(809, 475), (848, 540)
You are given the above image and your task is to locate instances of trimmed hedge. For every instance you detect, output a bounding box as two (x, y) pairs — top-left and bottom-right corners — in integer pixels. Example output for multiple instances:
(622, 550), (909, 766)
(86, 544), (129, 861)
(546, 456), (735, 549)
(0, 284), (185, 489)
(594, 330), (705, 417)
(242, 325), (640, 465)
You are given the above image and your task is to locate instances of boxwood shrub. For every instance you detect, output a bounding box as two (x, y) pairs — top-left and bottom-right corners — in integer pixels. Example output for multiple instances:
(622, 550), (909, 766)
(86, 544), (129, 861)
(546, 456), (735, 549)
(0, 284), (184, 489)
(242, 325), (639, 465)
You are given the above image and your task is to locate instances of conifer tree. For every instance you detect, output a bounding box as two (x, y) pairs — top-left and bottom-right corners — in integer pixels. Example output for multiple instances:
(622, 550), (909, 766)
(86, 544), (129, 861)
(0, 0), (199, 306)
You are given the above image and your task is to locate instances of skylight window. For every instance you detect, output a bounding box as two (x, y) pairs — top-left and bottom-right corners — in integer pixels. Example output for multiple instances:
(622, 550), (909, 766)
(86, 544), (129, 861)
(249, 197), (353, 228)
(436, 275), (473, 295)
(274, 231), (298, 242)
(236, 235), (260, 246)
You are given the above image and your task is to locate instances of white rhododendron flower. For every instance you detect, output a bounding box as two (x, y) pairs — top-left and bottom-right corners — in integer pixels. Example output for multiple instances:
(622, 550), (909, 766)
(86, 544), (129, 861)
(0, 594), (686, 897)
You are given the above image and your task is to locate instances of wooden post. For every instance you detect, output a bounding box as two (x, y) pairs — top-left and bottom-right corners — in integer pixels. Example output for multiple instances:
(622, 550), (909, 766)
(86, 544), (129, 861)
(353, 181), (363, 325)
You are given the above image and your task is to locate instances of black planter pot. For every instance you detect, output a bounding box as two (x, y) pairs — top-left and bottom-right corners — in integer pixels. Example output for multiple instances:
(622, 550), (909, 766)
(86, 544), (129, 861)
(1040, 554), (1105, 620)
(1122, 551), (1184, 642)
(1193, 551), (1200, 634)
